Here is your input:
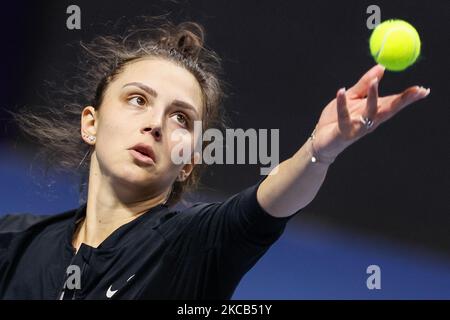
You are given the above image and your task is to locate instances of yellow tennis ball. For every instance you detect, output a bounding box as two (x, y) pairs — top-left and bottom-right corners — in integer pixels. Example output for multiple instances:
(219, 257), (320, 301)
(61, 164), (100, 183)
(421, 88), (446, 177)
(370, 19), (421, 71)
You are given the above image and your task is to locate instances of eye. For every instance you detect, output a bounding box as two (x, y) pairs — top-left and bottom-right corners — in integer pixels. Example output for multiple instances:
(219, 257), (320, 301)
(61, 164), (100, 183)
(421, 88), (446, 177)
(174, 113), (188, 126)
(128, 95), (147, 107)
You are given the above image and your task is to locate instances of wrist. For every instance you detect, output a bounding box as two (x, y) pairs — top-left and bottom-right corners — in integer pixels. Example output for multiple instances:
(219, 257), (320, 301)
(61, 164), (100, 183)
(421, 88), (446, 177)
(305, 130), (336, 165)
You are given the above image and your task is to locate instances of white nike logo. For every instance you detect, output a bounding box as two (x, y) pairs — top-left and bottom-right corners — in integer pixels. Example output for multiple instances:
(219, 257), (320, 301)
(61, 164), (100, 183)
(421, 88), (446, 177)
(106, 286), (118, 298)
(106, 274), (135, 298)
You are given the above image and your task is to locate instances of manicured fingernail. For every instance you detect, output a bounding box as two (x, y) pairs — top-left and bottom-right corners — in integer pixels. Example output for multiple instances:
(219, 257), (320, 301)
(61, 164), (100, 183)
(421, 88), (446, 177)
(415, 87), (430, 99)
(339, 87), (346, 95)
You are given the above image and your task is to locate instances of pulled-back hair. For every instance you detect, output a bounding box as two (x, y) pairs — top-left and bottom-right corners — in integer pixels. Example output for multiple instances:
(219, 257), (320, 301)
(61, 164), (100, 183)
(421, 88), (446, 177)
(9, 16), (227, 206)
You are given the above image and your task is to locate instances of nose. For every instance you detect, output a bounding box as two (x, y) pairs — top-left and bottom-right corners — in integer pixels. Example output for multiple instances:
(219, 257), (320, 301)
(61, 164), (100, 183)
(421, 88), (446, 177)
(142, 124), (162, 141)
(141, 105), (164, 141)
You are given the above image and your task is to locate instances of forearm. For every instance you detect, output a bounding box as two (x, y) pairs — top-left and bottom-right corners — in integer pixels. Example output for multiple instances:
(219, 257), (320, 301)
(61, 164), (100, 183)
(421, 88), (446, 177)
(257, 137), (332, 218)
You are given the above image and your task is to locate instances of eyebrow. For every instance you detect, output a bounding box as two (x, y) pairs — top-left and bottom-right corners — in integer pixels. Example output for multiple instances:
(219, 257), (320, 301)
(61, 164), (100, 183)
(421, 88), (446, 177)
(122, 82), (158, 98)
(172, 100), (200, 119)
(122, 82), (200, 119)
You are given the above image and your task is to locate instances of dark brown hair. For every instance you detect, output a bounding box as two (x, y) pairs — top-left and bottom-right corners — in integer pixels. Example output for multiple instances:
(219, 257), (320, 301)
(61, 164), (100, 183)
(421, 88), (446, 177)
(9, 16), (227, 206)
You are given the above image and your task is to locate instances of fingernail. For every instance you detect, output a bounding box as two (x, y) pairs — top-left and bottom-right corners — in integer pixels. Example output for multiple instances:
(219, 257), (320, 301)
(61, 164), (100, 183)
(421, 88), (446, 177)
(338, 87), (346, 95)
(372, 77), (378, 86)
(415, 87), (430, 99)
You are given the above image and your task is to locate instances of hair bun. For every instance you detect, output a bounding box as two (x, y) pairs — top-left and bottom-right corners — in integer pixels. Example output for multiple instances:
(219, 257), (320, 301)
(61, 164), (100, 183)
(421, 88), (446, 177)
(159, 22), (204, 60)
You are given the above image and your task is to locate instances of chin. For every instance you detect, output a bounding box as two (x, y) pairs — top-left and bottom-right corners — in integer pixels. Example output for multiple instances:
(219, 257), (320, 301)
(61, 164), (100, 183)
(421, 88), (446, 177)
(114, 165), (156, 187)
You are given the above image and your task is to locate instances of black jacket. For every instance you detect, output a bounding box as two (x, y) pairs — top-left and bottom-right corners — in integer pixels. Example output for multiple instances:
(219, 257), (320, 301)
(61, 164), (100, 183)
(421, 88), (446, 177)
(0, 181), (296, 299)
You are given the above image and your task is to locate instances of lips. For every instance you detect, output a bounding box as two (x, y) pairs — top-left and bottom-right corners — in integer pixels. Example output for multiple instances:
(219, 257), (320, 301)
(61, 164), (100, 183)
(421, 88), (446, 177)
(129, 143), (156, 165)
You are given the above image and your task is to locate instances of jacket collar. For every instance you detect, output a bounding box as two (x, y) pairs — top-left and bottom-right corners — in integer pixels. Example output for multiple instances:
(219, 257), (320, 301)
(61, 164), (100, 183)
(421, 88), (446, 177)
(66, 202), (171, 253)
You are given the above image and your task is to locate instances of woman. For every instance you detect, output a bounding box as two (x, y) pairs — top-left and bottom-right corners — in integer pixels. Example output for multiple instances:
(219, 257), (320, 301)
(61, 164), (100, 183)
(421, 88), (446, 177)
(0, 17), (429, 299)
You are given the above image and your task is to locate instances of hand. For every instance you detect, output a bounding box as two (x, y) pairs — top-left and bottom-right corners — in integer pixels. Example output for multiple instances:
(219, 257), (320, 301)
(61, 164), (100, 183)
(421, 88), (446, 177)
(311, 64), (430, 161)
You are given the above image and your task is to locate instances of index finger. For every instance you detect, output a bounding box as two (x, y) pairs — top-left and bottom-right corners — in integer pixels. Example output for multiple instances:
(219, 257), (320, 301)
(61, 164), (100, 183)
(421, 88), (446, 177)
(347, 64), (385, 99)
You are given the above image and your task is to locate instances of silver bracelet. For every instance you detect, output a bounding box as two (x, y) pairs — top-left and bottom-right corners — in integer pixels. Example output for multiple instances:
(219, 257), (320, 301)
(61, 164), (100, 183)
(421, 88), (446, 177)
(307, 128), (335, 165)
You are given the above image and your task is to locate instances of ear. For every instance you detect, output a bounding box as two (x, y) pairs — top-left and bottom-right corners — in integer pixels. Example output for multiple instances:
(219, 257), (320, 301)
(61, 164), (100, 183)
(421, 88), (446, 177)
(177, 152), (201, 182)
(80, 106), (97, 145)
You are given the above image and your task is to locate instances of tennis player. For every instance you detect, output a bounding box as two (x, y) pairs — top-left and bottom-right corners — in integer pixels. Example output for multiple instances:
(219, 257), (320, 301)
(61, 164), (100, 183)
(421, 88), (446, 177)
(0, 17), (429, 299)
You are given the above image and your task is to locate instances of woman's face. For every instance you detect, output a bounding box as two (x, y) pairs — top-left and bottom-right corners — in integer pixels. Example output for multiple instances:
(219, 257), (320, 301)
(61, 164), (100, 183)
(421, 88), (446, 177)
(81, 57), (203, 197)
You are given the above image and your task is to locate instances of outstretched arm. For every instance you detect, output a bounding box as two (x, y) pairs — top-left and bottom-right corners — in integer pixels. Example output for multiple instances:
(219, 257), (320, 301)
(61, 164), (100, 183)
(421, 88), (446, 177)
(257, 64), (430, 218)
